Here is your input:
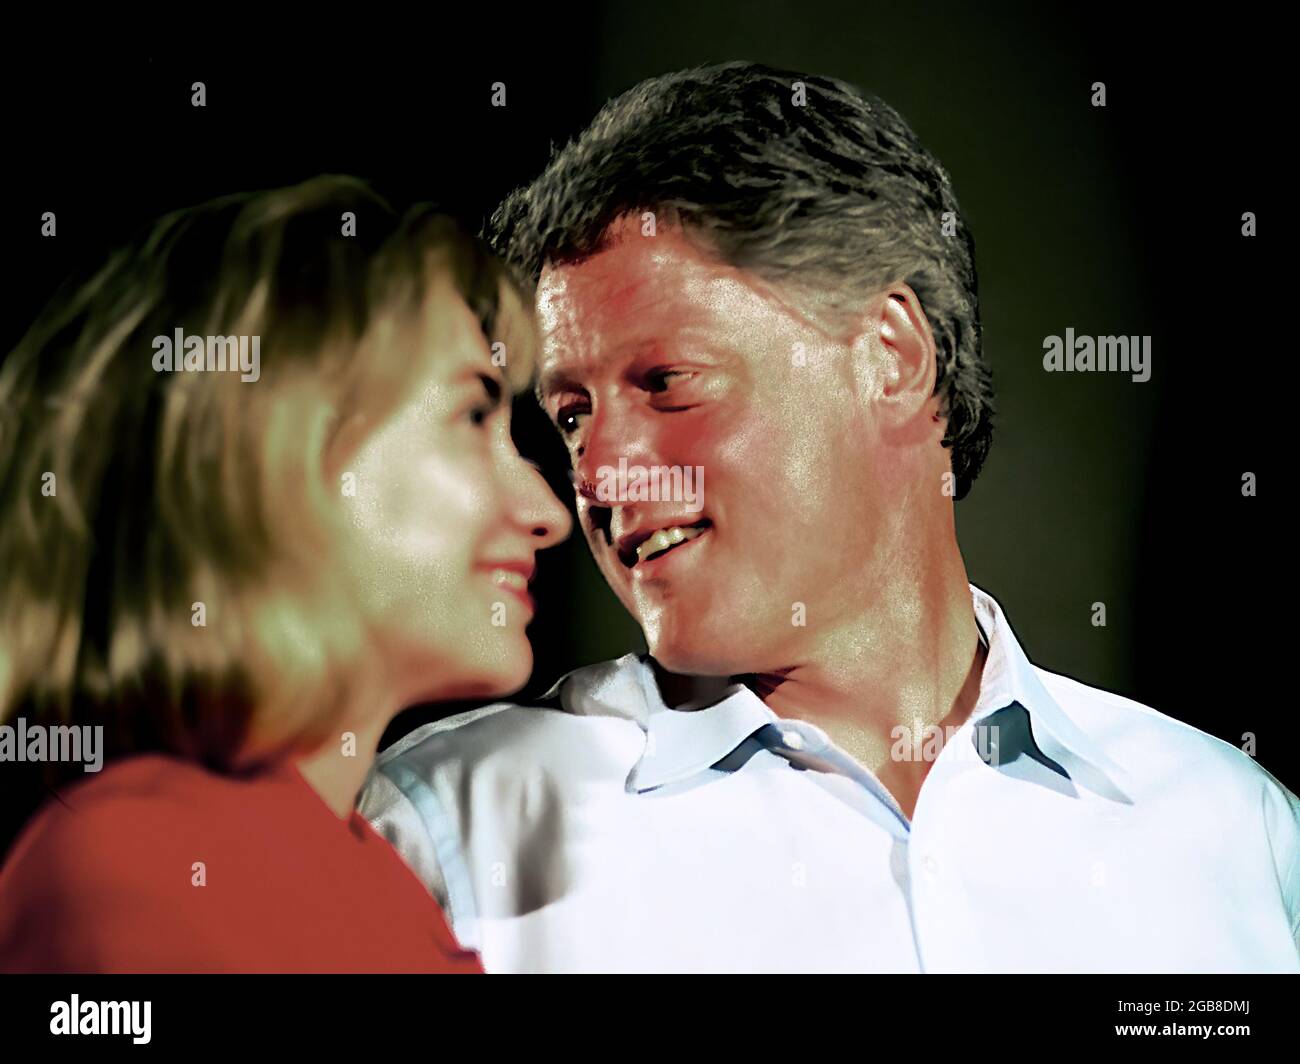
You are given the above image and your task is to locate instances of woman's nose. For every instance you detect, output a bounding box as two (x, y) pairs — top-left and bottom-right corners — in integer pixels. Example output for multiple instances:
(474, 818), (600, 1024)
(513, 458), (573, 547)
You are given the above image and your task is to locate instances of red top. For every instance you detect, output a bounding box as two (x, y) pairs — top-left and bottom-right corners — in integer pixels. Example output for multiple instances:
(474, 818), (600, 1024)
(0, 754), (482, 973)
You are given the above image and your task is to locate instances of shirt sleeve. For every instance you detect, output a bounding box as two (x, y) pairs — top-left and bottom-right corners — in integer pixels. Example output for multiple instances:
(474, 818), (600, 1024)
(357, 766), (451, 913)
(1257, 764), (1300, 951)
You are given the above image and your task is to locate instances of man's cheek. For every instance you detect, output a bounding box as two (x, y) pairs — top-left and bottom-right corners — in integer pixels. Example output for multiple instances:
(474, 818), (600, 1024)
(580, 517), (605, 554)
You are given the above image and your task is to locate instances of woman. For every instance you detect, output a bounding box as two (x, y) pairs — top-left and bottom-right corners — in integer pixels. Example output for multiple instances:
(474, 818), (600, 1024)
(0, 176), (571, 972)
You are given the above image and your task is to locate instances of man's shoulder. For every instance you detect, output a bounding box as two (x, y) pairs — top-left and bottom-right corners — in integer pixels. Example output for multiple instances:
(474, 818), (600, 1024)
(376, 701), (535, 763)
(1038, 666), (1240, 754)
(1034, 665), (1298, 810)
(1037, 667), (1298, 923)
(373, 686), (645, 788)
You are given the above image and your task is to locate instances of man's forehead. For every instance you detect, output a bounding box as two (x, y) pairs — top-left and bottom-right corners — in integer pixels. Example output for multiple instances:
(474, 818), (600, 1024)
(542, 223), (782, 339)
(535, 233), (706, 370)
(537, 227), (707, 318)
(530, 220), (833, 399)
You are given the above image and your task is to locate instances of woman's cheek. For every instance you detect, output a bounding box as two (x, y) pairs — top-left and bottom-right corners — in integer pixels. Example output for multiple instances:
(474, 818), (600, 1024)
(423, 446), (499, 550)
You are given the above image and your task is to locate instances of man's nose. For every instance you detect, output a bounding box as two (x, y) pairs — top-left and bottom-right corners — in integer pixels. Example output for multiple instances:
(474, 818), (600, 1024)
(572, 407), (660, 502)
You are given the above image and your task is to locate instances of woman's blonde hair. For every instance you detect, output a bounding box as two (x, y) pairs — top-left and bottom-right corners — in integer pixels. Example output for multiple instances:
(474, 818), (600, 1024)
(0, 175), (536, 788)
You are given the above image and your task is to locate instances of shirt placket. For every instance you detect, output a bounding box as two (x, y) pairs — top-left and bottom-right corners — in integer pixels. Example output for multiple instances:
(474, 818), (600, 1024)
(765, 714), (983, 973)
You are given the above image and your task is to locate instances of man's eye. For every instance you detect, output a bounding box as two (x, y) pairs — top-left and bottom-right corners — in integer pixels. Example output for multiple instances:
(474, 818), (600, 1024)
(555, 401), (590, 435)
(646, 369), (690, 393)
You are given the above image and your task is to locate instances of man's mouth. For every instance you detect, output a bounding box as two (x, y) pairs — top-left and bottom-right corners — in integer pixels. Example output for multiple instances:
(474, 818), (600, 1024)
(617, 519), (712, 568)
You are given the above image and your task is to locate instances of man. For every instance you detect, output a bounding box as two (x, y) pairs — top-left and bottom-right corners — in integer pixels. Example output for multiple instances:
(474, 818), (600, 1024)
(359, 62), (1299, 972)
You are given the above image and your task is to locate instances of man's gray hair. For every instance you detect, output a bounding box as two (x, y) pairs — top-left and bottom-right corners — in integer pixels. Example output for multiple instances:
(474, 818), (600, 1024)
(488, 60), (995, 498)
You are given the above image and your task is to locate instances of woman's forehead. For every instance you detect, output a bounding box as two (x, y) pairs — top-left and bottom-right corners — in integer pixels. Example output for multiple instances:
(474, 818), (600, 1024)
(408, 274), (531, 393)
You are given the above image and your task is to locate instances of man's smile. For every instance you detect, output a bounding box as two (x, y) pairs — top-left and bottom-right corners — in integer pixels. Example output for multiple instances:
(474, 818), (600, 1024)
(615, 517), (712, 568)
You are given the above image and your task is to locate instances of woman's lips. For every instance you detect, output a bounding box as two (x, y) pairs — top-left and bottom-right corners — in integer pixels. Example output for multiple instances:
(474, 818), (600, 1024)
(479, 563), (535, 611)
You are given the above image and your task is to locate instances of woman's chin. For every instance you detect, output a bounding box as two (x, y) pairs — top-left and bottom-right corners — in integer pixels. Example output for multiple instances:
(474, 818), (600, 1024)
(423, 639), (534, 702)
(388, 621), (536, 703)
(474, 656), (532, 699)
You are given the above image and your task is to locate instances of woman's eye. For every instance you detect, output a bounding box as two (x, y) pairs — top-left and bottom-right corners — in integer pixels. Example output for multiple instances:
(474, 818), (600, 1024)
(468, 403), (493, 427)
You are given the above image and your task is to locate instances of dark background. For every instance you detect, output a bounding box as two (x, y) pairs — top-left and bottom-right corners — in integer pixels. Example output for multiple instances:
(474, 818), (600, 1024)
(3, 7), (1287, 787)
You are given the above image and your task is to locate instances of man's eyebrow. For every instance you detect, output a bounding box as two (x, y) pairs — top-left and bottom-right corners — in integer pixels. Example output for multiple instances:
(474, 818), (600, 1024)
(534, 368), (582, 409)
(534, 339), (661, 408)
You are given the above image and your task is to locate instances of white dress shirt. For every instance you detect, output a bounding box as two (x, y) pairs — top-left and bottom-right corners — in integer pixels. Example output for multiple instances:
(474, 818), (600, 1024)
(359, 584), (1300, 973)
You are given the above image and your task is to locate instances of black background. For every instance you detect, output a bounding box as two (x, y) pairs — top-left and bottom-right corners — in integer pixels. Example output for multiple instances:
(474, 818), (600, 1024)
(2, 8), (1288, 793)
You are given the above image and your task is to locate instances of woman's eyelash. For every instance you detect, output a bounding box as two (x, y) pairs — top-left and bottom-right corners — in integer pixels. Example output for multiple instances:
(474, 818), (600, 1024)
(464, 374), (505, 428)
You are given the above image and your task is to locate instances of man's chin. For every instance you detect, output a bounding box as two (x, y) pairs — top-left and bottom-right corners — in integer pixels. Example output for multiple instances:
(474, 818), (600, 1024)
(645, 629), (750, 679)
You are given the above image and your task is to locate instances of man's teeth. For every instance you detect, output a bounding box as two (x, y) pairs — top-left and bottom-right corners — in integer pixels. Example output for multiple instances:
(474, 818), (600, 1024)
(492, 569), (528, 592)
(635, 524), (707, 563)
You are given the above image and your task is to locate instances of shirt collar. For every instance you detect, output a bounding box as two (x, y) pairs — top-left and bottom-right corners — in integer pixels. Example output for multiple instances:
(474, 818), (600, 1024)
(544, 584), (1130, 797)
(966, 585), (1131, 797)
(539, 655), (776, 792)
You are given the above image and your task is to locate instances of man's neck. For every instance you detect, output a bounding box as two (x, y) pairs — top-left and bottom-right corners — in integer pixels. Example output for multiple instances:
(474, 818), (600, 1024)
(747, 560), (987, 819)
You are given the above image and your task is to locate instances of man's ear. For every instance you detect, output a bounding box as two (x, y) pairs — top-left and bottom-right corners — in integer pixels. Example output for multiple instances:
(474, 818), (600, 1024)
(877, 283), (938, 418)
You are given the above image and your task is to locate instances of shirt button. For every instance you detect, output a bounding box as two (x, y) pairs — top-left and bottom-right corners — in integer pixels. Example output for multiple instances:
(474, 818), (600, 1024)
(781, 729), (805, 751)
(921, 852), (939, 876)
